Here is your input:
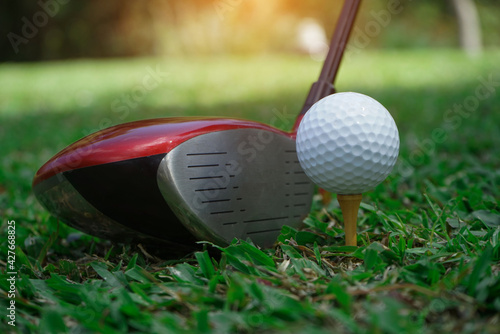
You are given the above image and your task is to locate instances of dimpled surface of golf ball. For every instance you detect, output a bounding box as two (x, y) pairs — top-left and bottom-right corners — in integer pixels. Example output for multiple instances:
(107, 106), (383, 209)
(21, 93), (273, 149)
(296, 92), (399, 194)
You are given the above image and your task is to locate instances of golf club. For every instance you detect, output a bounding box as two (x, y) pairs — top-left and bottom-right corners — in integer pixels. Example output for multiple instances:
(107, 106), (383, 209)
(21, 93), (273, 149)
(32, 0), (361, 249)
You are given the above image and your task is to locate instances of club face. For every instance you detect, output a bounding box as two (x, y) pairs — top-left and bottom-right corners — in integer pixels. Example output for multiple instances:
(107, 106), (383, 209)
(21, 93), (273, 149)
(158, 128), (314, 247)
(33, 118), (314, 248)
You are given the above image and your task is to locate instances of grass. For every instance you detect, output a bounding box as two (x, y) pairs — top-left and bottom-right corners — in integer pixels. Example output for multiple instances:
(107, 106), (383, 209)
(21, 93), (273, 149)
(1, 49), (500, 333)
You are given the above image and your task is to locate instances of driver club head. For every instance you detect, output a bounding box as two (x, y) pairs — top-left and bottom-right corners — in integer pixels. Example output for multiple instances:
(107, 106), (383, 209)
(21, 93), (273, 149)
(33, 118), (314, 248)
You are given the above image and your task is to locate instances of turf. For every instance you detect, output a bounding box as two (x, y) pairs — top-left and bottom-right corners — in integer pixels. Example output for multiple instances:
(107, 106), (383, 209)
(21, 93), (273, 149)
(1, 50), (499, 333)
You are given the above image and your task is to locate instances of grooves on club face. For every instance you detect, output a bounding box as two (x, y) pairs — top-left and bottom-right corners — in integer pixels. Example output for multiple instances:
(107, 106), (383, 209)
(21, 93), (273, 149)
(33, 118), (314, 248)
(158, 128), (314, 247)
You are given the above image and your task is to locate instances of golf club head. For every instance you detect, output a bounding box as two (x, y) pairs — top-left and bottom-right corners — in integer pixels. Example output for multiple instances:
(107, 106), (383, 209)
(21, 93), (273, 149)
(33, 118), (314, 248)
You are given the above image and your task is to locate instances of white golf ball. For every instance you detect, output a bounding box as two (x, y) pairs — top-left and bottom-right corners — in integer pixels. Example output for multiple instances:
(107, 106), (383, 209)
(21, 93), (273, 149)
(296, 92), (399, 194)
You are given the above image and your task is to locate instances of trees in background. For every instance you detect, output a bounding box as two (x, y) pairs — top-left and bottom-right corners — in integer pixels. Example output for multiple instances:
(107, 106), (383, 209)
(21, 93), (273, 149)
(1, 0), (498, 61)
(450, 0), (482, 56)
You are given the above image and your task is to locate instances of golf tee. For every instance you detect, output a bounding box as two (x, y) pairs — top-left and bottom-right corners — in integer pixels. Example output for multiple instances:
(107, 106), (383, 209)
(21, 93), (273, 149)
(337, 194), (362, 246)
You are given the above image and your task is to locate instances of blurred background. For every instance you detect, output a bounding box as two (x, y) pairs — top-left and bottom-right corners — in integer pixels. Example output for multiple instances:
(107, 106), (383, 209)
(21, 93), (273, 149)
(1, 3), (499, 332)
(2, 0), (499, 62)
(0, 0), (499, 202)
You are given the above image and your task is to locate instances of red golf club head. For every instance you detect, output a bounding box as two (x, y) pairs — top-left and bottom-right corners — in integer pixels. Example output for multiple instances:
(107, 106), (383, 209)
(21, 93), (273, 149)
(33, 118), (312, 248)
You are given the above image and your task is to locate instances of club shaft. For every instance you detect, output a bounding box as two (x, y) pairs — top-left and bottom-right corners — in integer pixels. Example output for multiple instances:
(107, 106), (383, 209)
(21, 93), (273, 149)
(294, 0), (361, 131)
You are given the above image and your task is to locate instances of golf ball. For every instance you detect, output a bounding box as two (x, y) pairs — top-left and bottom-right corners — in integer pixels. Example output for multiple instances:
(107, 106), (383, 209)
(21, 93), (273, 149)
(296, 92), (399, 194)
